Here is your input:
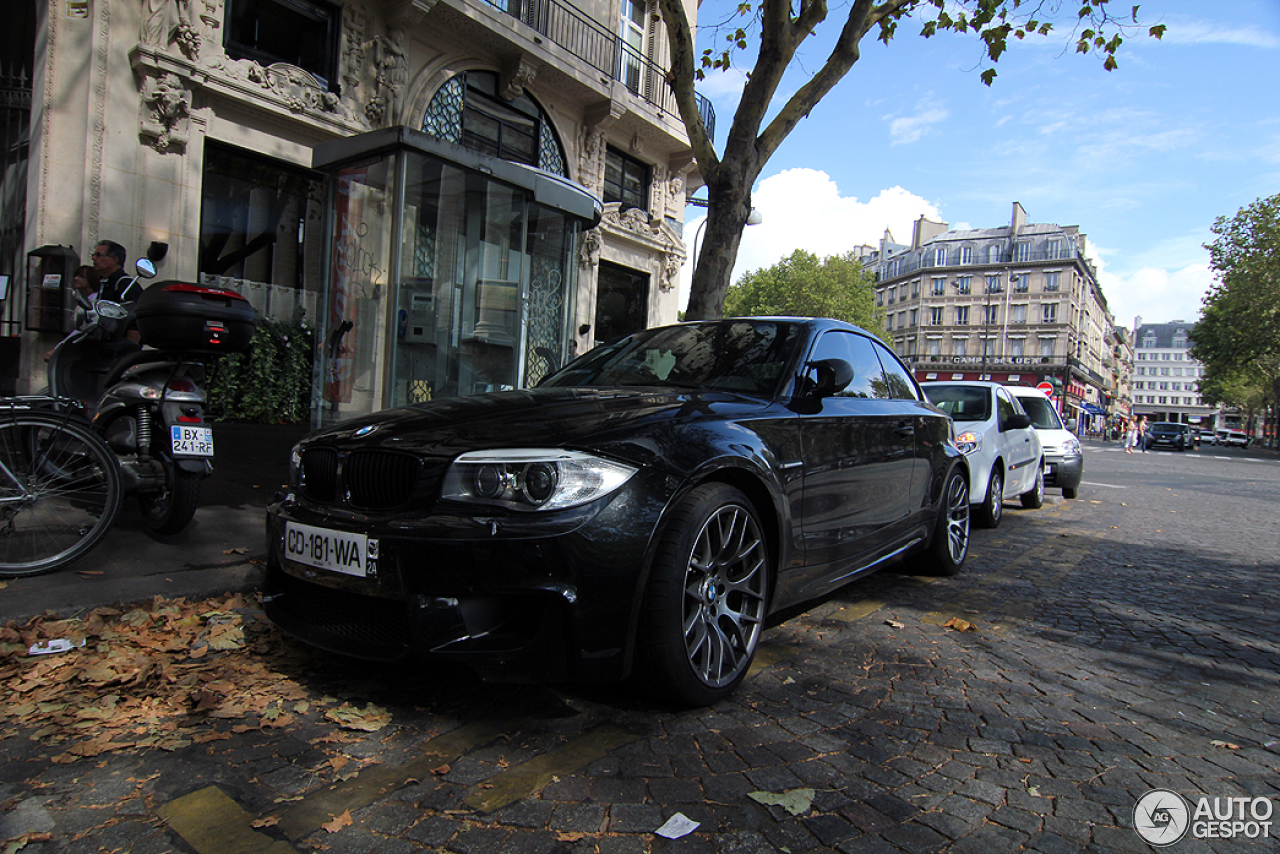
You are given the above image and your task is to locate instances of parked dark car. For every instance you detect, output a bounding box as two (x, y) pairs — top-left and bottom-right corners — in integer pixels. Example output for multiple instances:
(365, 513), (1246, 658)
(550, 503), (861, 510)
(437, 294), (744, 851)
(264, 318), (971, 706)
(1146, 421), (1194, 451)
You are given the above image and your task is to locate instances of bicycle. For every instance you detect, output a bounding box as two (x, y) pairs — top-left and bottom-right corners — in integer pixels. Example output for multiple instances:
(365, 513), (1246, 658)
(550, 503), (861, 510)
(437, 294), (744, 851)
(0, 396), (124, 576)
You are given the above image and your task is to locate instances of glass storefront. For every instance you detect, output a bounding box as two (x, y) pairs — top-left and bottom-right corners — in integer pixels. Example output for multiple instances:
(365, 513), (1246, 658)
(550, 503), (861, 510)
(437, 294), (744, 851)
(312, 127), (599, 426)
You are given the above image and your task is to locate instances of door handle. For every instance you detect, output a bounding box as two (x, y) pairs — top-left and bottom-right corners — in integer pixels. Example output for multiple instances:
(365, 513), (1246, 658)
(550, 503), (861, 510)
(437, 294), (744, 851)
(896, 422), (915, 437)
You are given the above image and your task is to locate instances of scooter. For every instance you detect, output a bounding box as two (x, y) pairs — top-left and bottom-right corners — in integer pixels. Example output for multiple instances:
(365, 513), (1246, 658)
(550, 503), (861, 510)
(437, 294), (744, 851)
(45, 260), (252, 535)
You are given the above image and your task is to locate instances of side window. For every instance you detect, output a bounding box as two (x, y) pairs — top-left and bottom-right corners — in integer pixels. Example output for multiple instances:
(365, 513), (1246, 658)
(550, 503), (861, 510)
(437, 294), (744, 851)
(996, 389), (1020, 425)
(871, 341), (918, 400)
(807, 331), (885, 399)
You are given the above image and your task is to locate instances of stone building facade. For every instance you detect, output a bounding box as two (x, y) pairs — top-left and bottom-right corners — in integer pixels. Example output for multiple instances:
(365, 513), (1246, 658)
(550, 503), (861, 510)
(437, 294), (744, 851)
(1131, 318), (1217, 428)
(2, 0), (706, 422)
(859, 202), (1127, 425)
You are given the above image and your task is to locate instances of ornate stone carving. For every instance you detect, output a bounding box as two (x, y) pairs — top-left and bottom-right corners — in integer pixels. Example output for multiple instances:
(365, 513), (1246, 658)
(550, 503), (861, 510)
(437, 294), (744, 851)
(501, 55), (539, 101)
(139, 71), (192, 152)
(579, 228), (602, 269)
(365, 27), (408, 127)
(577, 127), (605, 195)
(247, 62), (340, 113)
(141, 0), (199, 59)
(659, 247), (684, 292)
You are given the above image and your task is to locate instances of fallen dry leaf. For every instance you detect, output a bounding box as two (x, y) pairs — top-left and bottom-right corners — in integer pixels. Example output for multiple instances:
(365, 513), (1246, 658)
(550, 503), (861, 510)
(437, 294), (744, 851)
(322, 810), (353, 833)
(943, 617), (976, 632)
(251, 816), (280, 829)
(1209, 739), (1240, 750)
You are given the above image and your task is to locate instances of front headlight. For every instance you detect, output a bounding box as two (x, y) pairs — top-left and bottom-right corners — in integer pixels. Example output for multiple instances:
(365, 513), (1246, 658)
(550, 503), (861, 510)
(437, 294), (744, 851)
(441, 449), (637, 511)
(1062, 436), (1082, 456)
(954, 431), (982, 456)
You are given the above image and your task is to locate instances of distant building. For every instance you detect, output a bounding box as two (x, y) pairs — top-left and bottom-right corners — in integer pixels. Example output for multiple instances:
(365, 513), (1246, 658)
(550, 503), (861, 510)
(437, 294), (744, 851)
(1131, 319), (1218, 427)
(859, 202), (1120, 426)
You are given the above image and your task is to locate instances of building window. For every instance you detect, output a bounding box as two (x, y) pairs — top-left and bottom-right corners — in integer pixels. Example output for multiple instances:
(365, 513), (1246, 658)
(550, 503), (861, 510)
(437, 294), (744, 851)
(604, 147), (651, 210)
(912, 280), (921, 297)
(983, 305), (998, 325)
(1010, 304), (1027, 324)
(1015, 241), (1031, 262)
(199, 141), (325, 322)
(909, 308), (918, 327)
(423, 71), (567, 175)
(619, 0), (647, 93)
(595, 261), (649, 345)
(987, 245), (1001, 263)
(1013, 274), (1029, 293)
(1042, 303), (1057, 323)
(955, 306), (969, 325)
(1047, 239), (1062, 259)
(1044, 271), (1060, 291)
(887, 286), (896, 304)
(986, 275), (1002, 294)
(929, 307), (943, 326)
(928, 339), (941, 356)
(931, 277), (945, 296)
(934, 247), (947, 267)
(1040, 338), (1055, 358)
(224, 0), (341, 90)
(1009, 338), (1024, 357)
(960, 246), (972, 264)
(955, 276), (971, 295)
(954, 338), (968, 357)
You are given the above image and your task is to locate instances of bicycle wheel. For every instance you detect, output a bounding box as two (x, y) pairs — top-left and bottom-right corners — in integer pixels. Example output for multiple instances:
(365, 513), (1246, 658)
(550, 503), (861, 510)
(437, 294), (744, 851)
(0, 410), (123, 576)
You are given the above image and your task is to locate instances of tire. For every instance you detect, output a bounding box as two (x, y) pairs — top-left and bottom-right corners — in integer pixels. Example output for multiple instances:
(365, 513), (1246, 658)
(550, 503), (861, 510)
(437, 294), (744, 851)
(915, 467), (970, 577)
(637, 483), (771, 707)
(1020, 461), (1044, 509)
(137, 462), (201, 535)
(975, 467), (1003, 529)
(0, 410), (123, 576)
(1062, 486), (1078, 500)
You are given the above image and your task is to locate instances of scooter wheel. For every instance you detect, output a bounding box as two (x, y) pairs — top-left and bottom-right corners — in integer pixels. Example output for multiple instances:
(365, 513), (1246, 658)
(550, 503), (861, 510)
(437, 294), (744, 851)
(138, 467), (201, 535)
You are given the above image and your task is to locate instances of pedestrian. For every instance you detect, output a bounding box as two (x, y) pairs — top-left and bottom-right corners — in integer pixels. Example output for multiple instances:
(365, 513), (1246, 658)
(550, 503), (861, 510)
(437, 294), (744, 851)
(1124, 418), (1137, 453)
(70, 265), (100, 327)
(1137, 416), (1148, 453)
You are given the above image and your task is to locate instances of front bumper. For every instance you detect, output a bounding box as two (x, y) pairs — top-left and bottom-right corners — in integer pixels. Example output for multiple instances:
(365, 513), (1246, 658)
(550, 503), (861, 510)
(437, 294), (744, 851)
(262, 471), (675, 684)
(1043, 454), (1083, 489)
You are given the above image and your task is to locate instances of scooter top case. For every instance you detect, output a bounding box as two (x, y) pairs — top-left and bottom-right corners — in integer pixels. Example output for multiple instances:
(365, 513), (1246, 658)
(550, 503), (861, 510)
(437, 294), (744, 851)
(133, 281), (259, 354)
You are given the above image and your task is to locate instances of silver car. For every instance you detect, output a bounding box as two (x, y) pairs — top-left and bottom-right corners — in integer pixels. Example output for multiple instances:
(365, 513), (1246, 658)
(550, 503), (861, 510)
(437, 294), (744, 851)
(922, 381), (1044, 528)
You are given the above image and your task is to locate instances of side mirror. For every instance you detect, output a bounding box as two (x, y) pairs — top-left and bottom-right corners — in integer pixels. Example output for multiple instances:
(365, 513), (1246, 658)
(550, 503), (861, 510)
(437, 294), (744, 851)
(804, 358), (853, 398)
(135, 258), (157, 279)
(1005, 413), (1032, 431)
(1064, 418), (1078, 433)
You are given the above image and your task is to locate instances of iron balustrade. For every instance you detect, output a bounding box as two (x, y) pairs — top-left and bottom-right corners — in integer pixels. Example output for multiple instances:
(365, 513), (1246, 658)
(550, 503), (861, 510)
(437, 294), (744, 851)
(485, 0), (715, 138)
(875, 246), (1091, 281)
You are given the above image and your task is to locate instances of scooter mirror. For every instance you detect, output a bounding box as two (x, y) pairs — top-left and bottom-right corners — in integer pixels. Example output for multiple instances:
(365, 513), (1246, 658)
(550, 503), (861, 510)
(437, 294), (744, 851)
(95, 300), (130, 320)
(136, 258), (157, 279)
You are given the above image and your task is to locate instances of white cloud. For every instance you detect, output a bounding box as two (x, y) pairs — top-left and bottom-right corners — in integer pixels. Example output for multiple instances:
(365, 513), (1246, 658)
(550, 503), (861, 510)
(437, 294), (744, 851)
(681, 169), (940, 310)
(1096, 259), (1213, 330)
(1161, 20), (1280, 49)
(886, 95), (949, 145)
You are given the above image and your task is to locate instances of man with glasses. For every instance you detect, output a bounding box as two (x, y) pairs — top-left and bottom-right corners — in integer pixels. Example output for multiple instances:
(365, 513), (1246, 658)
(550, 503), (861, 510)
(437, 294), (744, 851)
(91, 241), (137, 303)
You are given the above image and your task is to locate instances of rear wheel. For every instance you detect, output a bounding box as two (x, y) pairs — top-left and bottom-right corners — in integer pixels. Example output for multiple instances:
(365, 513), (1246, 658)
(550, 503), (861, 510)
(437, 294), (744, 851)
(975, 467), (1003, 529)
(637, 483), (770, 707)
(1020, 461), (1044, 509)
(138, 462), (201, 535)
(0, 411), (122, 576)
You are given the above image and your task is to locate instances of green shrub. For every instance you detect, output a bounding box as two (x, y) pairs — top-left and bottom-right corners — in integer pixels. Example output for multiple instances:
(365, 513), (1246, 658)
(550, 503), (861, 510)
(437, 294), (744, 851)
(206, 319), (314, 423)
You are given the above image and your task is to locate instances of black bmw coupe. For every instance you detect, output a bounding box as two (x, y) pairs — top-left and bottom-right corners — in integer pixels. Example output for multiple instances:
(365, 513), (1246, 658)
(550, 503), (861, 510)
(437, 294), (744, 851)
(264, 317), (970, 706)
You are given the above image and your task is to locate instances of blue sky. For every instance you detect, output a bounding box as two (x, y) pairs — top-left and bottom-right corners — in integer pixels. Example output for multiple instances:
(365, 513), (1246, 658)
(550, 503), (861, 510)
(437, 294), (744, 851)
(681, 1), (1280, 330)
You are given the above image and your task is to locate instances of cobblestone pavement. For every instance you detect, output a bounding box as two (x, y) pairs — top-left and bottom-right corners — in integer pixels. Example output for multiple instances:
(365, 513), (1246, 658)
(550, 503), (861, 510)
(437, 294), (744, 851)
(2, 441), (1278, 853)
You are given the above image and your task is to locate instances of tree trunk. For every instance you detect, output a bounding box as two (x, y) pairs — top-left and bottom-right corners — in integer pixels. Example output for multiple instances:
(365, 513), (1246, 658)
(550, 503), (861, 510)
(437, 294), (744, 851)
(685, 179), (754, 320)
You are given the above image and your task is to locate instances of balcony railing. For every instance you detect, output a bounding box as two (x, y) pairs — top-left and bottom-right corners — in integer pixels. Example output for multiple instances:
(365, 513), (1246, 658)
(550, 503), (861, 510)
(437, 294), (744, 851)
(485, 0), (715, 139)
(876, 246), (1090, 280)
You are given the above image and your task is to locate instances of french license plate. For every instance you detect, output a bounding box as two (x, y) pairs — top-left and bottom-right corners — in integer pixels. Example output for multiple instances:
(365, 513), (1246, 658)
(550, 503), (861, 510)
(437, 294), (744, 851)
(285, 521), (377, 577)
(170, 425), (214, 457)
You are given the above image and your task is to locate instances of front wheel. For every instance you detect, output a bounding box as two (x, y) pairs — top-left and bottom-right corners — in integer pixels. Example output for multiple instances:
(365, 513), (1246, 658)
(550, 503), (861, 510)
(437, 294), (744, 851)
(637, 483), (771, 707)
(913, 467), (969, 577)
(1020, 461), (1045, 509)
(975, 467), (1003, 529)
(137, 463), (201, 535)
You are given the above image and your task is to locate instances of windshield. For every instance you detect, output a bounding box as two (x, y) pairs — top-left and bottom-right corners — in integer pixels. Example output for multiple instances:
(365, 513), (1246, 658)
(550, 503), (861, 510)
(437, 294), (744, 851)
(1014, 394), (1063, 430)
(541, 320), (803, 397)
(922, 385), (991, 422)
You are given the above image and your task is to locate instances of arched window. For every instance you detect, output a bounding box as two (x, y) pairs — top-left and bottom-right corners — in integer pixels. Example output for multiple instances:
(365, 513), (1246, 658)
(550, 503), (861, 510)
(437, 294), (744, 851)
(422, 70), (567, 176)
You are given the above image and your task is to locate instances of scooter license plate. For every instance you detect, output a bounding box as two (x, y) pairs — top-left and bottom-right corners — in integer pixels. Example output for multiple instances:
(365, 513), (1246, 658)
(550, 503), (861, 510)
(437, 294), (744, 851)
(171, 425), (214, 457)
